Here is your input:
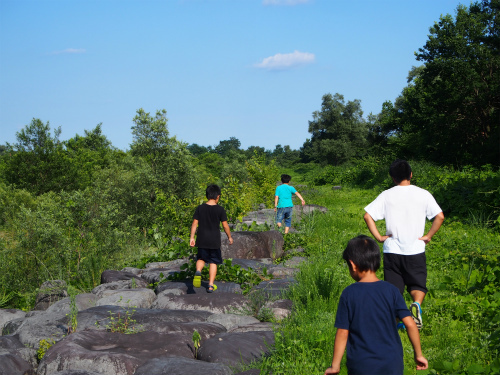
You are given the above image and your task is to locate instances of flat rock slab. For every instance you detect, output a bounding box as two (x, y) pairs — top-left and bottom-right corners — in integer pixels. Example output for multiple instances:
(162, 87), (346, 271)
(100, 270), (144, 284)
(37, 330), (195, 375)
(198, 331), (275, 367)
(92, 279), (149, 297)
(153, 291), (250, 314)
(0, 350), (35, 375)
(0, 309), (26, 333)
(95, 288), (157, 309)
(156, 280), (242, 295)
(76, 306), (213, 332)
(251, 277), (296, 299)
(46, 371), (103, 375)
(135, 357), (233, 375)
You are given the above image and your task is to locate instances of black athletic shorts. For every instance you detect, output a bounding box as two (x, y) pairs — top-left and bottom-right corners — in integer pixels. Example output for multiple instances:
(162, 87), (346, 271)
(383, 252), (428, 295)
(197, 248), (223, 265)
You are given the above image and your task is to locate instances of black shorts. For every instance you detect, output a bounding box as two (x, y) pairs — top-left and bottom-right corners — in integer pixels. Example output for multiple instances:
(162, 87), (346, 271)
(197, 248), (223, 265)
(383, 252), (427, 295)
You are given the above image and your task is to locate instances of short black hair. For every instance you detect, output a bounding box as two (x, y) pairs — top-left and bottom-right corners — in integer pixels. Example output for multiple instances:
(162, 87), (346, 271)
(342, 235), (380, 272)
(389, 159), (412, 184)
(281, 174), (291, 183)
(206, 184), (221, 200)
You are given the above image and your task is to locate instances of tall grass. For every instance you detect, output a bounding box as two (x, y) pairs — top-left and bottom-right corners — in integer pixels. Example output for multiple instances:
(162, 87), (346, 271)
(255, 186), (499, 374)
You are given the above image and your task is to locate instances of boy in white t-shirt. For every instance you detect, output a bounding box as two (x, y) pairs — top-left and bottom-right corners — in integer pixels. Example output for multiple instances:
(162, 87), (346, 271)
(364, 160), (444, 330)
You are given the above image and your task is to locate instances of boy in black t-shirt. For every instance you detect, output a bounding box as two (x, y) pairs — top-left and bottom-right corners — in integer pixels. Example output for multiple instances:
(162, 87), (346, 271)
(190, 184), (233, 293)
(324, 235), (427, 375)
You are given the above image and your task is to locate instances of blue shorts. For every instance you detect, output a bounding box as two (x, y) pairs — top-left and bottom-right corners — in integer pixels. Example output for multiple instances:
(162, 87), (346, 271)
(197, 248), (223, 265)
(276, 207), (293, 227)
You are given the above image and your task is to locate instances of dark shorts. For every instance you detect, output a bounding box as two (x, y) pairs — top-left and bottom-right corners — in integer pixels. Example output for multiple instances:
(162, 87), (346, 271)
(276, 207), (293, 227)
(383, 252), (428, 295)
(197, 248), (223, 265)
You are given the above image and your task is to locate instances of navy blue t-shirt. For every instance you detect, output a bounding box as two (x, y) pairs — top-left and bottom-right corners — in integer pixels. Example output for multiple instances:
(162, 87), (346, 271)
(335, 281), (411, 375)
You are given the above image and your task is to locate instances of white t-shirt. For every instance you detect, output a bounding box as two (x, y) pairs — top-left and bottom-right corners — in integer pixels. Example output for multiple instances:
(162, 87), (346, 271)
(364, 185), (442, 255)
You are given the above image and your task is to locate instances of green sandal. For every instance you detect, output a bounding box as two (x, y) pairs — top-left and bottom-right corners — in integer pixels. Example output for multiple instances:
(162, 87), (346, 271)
(193, 274), (201, 288)
(207, 284), (217, 293)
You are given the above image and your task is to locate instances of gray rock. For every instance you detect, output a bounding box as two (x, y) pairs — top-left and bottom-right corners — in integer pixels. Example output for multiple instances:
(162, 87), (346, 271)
(197, 331), (275, 367)
(156, 280), (242, 295)
(76, 306), (214, 333)
(100, 270), (143, 284)
(231, 259), (275, 272)
(0, 309), (26, 334)
(250, 278), (296, 299)
(262, 299), (293, 321)
(46, 371), (103, 375)
(92, 279), (149, 297)
(153, 291), (250, 314)
(268, 265), (298, 278)
(144, 259), (186, 269)
(139, 268), (179, 284)
(37, 330), (195, 375)
(135, 357), (233, 375)
(228, 322), (274, 333)
(282, 256), (308, 268)
(0, 350), (35, 375)
(95, 288), (156, 309)
(34, 280), (68, 311)
(207, 313), (260, 331)
(234, 370), (261, 375)
(120, 267), (142, 275)
(221, 231), (284, 260)
(45, 294), (98, 314)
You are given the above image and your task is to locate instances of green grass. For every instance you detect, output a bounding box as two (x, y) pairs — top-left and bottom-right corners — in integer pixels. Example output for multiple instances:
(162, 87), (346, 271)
(252, 186), (500, 375)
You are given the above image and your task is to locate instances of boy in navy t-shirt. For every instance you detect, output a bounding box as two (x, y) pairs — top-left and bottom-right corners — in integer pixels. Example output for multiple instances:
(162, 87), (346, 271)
(324, 235), (428, 375)
(190, 184), (233, 293)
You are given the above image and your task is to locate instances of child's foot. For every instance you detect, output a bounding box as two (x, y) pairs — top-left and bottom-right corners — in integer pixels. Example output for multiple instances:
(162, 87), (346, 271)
(193, 271), (202, 288)
(410, 302), (423, 330)
(207, 284), (217, 293)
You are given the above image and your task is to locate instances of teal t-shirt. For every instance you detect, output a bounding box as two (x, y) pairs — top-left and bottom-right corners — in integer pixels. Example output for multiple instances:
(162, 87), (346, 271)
(275, 184), (297, 208)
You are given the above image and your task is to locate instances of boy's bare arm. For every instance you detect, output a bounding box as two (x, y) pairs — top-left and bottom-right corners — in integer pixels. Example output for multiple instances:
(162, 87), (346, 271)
(190, 219), (198, 247)
(274, 195), (279, 211)
(363, 212), (391, 243)
(324, 328), (348, 375)
(419, 212), (444, 244)
(401, 316), (428, 370)
(294, 192), (305, 206)
(222, 221), (233, 245)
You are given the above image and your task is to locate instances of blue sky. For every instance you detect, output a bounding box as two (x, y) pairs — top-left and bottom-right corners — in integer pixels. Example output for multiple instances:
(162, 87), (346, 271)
(0, 0), (466, 151)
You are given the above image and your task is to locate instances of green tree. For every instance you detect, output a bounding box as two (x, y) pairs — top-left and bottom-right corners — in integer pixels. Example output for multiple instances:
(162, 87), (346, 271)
(394, 1), (499, 166)
(214, 137), (241, 157)
(303, 93), (368, 165)
(2, 119), (72, 194)
(130, 108), (198, 199)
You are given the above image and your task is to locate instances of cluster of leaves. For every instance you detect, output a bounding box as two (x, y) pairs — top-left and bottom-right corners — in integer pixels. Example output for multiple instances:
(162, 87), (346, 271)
(95, 306), (143, 334)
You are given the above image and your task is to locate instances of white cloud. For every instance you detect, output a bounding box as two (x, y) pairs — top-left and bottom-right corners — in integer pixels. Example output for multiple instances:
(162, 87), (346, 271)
(50, 48), (86, 55)
(262, 0), (311, 5)
(254, 50), (315, 70)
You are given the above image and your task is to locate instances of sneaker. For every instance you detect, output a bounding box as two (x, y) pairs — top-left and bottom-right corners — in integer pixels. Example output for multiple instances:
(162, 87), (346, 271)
(410, 302), (423, 330)
(397, 322), (406, 330)
(193, 271), (201, 288)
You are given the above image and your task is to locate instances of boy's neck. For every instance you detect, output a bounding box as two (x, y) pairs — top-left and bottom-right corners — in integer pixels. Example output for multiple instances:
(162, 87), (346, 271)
(356, 270), (380, 283)
(206, 199), (218, 205)
(394, 179), (411, 186)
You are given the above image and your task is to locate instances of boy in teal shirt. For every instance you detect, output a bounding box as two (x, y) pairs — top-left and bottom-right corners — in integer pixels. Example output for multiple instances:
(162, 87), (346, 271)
(274, 174), (305, 234)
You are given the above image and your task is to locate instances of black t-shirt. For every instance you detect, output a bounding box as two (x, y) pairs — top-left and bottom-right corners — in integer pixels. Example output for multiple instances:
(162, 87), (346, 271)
(193, 203), (228, 249)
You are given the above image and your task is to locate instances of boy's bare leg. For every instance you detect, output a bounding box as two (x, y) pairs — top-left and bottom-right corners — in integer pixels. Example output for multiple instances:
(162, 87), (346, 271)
(284, 226), (290, 234)
(208, 263), (217, 286)
(196, 259), (205, 273)
(410, 290), (426, 305)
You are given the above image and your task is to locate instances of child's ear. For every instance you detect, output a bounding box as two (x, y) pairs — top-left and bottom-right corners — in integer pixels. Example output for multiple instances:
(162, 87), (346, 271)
(349, 260), (357, 272)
